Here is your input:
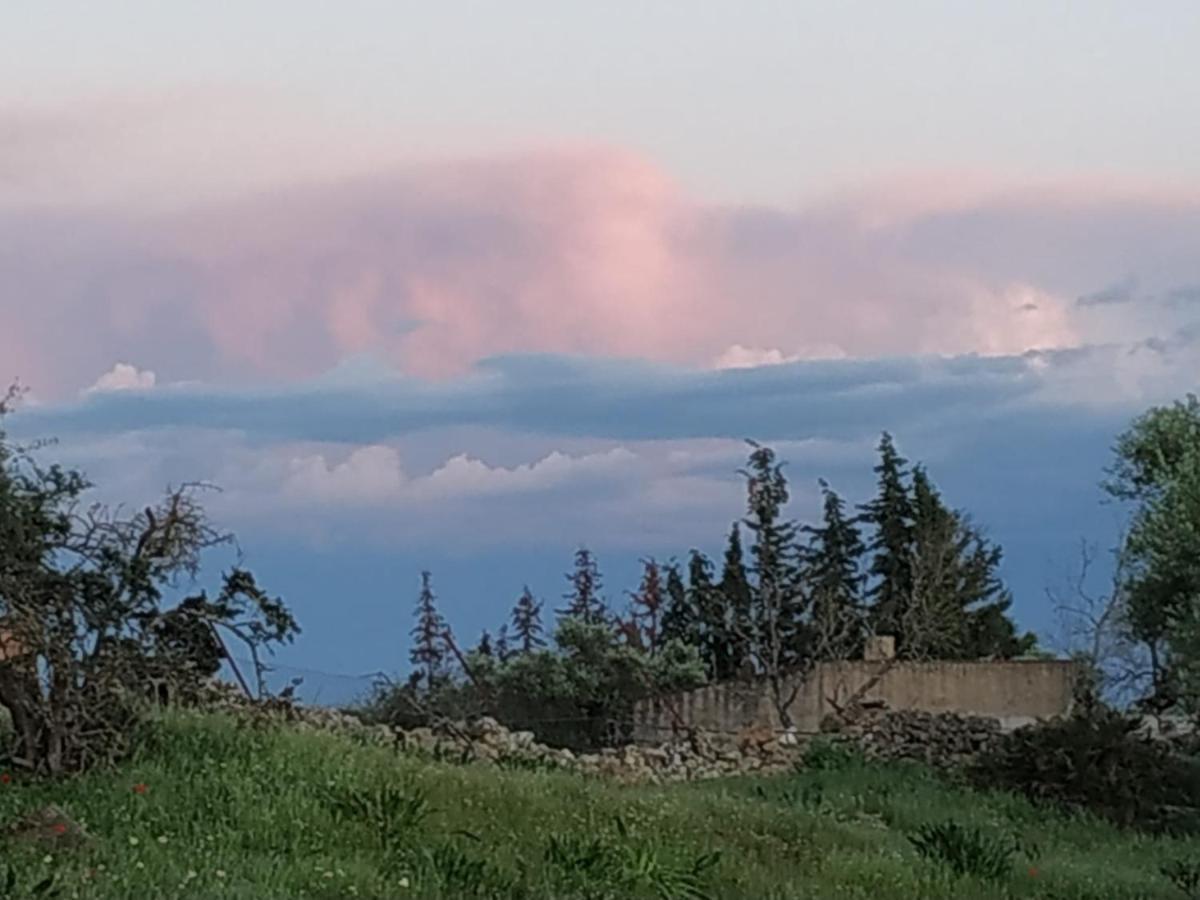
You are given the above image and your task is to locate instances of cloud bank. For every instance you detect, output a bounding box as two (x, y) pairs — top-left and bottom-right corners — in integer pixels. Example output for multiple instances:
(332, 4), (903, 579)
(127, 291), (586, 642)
(5, 146), (1198, 403)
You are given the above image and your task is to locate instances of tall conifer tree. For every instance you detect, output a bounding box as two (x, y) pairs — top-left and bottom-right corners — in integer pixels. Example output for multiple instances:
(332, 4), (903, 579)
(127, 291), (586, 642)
(860, 432), (915, 652)
(629, 557), (666, 652)
(559, 546), (607, 625)
(718, 522), (754, 676)
(660, 558), (700, 650)
(410, 570), (447, 689)
(510, 585), (546, 654)
(801, 479), (867, 660)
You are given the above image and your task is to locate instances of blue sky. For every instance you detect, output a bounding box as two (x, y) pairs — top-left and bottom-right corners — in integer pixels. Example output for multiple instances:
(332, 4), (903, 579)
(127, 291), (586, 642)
(2, 3), (1198, 703)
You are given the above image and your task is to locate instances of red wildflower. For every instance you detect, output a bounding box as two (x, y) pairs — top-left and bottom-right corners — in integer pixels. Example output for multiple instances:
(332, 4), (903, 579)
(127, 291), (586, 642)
(0, 773), (10, 784)
(51, 823), (67, 835)
(1028, 866), (1039, 878)
(132, 782), (148, 795)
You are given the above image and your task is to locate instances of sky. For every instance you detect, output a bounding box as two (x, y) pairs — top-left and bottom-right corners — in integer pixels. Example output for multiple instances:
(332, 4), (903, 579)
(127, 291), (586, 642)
(3, 3), (1199, 703)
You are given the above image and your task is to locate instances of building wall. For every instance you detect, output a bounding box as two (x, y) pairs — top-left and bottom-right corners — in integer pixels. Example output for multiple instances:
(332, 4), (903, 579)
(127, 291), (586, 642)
(632, 659), (1079, 740)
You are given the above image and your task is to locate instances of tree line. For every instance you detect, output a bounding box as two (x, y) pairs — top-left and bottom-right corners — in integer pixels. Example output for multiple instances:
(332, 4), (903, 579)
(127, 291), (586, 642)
(383, 432), (1037, 745)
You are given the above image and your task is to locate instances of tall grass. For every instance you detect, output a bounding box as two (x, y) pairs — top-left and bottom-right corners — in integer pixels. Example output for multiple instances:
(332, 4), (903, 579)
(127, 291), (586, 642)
(0, 709), (1195, 898)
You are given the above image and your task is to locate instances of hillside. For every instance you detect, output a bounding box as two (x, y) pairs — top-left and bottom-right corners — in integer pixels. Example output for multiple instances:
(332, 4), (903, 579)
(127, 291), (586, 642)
(0, 710), (1195, 899)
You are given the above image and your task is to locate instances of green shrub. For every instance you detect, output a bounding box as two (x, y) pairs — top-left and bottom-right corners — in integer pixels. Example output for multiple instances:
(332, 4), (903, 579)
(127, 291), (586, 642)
(799, 737), (860, 771)
(968, 708), (1200, 834)
(907, 821), (1015, 881)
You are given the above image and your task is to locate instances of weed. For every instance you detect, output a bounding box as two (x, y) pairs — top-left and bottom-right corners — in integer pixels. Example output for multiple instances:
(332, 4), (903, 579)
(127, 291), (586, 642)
(907, 820), (1015, 881)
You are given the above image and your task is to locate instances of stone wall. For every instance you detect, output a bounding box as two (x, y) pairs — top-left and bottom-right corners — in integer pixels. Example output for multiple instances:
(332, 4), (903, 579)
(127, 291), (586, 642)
(632, 658), (1080, 740)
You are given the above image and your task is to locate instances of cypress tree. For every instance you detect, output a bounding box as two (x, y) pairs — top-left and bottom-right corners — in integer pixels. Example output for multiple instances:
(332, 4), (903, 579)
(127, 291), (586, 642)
(860, 432), (915, 653)
(687, 549), (728, 679)
(657, 554), (700, 652)
(718, 522), (754, 677)
(659, 559), (699, 650)
(510, 585), (546, 654)
(801, 479), (867, 660)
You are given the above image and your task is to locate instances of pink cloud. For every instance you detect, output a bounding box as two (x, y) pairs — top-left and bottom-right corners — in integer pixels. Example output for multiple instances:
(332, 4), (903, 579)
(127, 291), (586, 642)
(1, 148), (1198, 398)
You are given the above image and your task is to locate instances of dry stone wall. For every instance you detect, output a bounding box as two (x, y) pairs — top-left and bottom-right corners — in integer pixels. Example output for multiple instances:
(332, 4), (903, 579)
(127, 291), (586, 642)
(193, 681), (1018, 783)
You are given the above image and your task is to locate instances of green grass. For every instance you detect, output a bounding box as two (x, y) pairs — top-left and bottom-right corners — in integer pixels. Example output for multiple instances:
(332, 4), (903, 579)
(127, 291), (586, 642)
(0, 710), (1197, 898)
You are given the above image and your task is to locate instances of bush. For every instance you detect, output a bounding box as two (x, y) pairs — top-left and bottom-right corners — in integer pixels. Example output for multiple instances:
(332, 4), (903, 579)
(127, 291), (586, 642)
(968, 707), (1200, 834)
(799, 737), (860, 771)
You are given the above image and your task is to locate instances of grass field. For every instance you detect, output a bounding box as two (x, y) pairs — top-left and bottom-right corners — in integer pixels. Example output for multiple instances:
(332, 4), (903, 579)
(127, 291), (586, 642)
(0, 710), (1196, 898)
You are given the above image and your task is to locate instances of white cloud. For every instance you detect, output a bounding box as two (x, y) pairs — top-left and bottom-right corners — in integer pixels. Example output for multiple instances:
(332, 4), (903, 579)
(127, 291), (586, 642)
(712, 343), (849, 370)
(277, 444), (638, 507)
(83, 362), (156, 395)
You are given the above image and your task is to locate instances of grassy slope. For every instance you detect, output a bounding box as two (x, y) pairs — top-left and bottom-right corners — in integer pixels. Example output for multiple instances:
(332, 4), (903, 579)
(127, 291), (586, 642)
(0, 710), (1195, 899)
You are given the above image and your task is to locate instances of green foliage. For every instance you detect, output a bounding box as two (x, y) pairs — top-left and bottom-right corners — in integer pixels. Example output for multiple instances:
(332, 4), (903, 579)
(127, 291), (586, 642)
(364, 615), (705, 750)
(560, 547), (607, 626)
(716, 524), (753, 679)
(0, 388), (297, 776)
(322, 778), (432, 853)
(510, 586), (546, 655)
(659, 560), (699, 654)
(543, 816), (719, 900)
(801, 479), (867, 660)
(800, 737), (861, 772)
(1162, 857), (1200, 898)
(968, 707), (1200, 833)
(738, 440), (808, 673)
(1106, 393), (1200, 712)
(860, 431), (916, 649)
(0, 866), (60, 899)
(907, 820), (1015, 881)
(0, 709), (1196, 898)
(410, 571), (448, 690)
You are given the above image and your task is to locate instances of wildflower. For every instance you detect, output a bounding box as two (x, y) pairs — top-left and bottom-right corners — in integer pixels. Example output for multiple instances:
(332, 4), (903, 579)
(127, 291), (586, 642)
(0, 773), (10, 784)
(186, 871), (198, 881)
(398, 876), (410, 889)
(51, 823), (67, 835)
(132, 782), (148, 795)
(136, 861), (145, 870)
(42, 855), (52, 864)
(157, 835), (168, 845)
(216, 870), (226, 879)
(1029, 866), (1039, 878)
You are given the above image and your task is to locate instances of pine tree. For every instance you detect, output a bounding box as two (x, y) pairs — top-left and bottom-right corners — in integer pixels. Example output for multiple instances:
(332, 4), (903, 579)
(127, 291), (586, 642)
(860, 432), (915, 652)
(739, 441), (808, 726)
(628, 557), (666, 653)
(907, 466), (1034, 659)
(475, 630), (494, 658)
(660, 558), (700, 650)
(495, 625), (512, 662)
(801, 479), (867, 660)
(510, 585), (546, 654)
(560, 546), (607, 625)
(718, 522), (754, 677)
(410, 570), (447, 689)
